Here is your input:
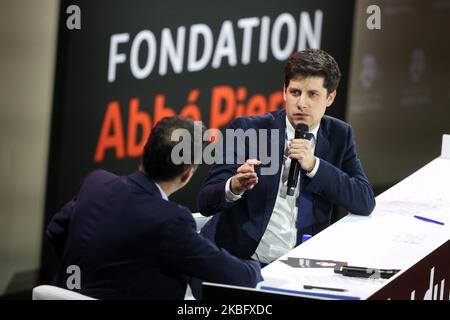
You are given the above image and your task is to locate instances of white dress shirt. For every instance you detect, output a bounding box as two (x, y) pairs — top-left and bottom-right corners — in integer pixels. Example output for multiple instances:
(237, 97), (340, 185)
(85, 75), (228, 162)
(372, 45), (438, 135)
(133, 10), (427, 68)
(225, 117), (320, 264)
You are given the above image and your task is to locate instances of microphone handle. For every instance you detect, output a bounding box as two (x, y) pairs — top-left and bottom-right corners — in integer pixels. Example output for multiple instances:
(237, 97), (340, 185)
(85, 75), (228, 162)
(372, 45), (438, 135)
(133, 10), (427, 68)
(286, 162), (300, 196)
(286, 129), (308, 196)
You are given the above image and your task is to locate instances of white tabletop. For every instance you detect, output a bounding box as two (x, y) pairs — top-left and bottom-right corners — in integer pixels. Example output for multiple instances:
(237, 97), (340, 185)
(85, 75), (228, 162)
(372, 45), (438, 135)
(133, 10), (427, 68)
(258, 157), (450, 300)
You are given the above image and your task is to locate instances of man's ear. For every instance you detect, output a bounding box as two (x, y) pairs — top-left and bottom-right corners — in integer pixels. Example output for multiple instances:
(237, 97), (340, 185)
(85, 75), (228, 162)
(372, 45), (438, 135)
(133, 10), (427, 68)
(180, 167), (194, 184)
(283, 84), (287, 101)
(326, 90), (337, 107)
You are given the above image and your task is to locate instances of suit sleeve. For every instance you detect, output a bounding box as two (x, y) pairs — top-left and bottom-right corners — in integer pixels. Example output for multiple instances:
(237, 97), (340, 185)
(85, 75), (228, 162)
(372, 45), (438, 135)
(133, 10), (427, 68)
(159, 211), (263, 288)
(197, 118), (247, 216)
(46, 196), (77, 257)
(306, 126), (376, 215)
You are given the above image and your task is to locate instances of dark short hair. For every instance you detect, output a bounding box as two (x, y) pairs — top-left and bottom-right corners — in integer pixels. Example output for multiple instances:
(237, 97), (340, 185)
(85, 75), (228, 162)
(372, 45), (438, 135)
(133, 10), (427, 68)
(284, 49), (341, 94)
(142, 116), (205, 181)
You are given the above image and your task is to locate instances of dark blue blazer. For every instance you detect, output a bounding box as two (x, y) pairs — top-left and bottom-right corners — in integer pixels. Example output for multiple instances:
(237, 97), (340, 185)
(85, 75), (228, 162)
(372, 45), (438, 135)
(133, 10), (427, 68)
(47, 170), (261, 299)
(198, 109), (375, 259)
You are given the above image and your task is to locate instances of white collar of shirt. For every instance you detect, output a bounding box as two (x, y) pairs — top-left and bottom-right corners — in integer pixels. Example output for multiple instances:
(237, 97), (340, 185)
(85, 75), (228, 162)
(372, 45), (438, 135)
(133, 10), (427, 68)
(154, 182), (169, 201)
(285, 116), (320, 143)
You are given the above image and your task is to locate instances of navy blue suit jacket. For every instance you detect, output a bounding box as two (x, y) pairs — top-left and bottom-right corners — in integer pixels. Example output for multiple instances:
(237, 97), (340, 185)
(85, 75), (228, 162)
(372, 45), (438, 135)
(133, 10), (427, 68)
(47, 170), (261, 299)
(197, 109), (375, 259)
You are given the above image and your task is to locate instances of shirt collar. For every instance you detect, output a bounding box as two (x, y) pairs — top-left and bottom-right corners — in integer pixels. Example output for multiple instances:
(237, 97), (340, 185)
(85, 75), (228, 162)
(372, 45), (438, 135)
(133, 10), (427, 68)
(285, 116), (319, 141)
(154, 182), (169, 201)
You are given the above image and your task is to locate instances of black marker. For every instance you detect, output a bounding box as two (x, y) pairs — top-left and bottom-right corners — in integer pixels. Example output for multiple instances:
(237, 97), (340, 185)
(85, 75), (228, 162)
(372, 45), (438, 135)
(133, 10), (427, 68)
(303, 284), (347, 292)
(334, 266), (400, 279)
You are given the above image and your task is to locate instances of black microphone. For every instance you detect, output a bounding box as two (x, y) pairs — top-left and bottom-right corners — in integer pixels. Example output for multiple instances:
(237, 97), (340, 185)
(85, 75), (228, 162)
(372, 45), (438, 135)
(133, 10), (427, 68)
(286, 123), (309, 196)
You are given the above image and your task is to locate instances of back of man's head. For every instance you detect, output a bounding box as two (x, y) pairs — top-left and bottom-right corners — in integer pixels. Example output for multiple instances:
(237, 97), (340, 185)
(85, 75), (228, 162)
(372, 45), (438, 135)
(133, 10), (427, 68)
(142, 116), (205, 182)
(284, 48), (341, 94)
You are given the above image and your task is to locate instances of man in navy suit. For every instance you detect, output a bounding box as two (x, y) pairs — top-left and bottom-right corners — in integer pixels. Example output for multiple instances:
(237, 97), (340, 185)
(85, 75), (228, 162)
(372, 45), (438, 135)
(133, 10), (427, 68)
(198, 49), (376, 265)
(47, 116), (262, 299)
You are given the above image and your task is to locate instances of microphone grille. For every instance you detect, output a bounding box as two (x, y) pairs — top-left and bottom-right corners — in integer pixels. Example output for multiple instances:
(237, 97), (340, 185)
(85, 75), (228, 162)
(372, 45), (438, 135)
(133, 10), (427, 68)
(296, 123), (309, 132)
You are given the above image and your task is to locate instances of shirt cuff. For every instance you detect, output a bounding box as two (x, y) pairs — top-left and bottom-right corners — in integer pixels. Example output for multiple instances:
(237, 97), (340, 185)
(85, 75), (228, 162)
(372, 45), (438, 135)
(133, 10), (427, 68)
(225, 178), (243, 202)
(306, 157), (320, 179)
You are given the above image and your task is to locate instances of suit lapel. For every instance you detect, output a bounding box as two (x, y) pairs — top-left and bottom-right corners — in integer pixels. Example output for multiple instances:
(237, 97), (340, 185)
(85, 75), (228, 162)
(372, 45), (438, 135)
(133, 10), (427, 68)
(315, 123), (330, 161)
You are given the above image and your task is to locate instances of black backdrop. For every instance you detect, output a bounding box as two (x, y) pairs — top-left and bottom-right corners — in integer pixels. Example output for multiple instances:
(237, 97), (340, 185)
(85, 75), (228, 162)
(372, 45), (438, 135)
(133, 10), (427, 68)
(41, 0), (355, 282)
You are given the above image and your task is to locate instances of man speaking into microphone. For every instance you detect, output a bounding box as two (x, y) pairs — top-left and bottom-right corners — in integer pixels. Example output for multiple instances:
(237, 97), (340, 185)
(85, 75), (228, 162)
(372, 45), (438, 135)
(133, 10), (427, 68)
(197, 49), (375, 266)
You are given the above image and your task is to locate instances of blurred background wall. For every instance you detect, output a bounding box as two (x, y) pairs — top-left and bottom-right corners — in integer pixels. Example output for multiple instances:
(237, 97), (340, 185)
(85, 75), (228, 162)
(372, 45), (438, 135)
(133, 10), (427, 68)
(347, 0), (450, 191)
(0, 0), (58, 296)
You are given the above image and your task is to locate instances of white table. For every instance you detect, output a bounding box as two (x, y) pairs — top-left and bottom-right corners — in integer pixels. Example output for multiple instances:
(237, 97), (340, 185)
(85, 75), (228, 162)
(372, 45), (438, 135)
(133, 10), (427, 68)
(257, 135), (450, 300)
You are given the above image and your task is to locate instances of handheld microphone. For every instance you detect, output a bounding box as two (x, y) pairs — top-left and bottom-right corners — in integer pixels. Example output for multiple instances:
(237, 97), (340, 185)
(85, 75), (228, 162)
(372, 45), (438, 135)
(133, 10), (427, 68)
(286, 123), (309, 196)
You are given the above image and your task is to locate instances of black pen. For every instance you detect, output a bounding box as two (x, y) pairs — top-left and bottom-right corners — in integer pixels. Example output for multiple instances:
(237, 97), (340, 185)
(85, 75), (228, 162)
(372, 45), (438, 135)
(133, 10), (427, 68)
(334, 266), (400, 279)
(303, 284), (347, 292)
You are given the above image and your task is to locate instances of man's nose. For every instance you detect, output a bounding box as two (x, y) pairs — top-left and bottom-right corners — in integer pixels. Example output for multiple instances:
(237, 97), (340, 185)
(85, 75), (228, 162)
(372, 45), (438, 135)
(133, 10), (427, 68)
(296, 94), (307, 109)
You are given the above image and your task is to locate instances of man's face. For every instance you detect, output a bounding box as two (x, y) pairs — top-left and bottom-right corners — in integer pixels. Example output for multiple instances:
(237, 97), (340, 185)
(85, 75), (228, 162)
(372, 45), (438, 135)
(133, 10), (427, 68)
(284, 76), (336, 131)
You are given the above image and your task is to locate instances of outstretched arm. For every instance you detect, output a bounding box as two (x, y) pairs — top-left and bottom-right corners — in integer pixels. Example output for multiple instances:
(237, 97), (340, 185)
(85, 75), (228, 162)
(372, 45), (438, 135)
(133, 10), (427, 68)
(159, 212), (263, 289)
(305, 128), (375, 215)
